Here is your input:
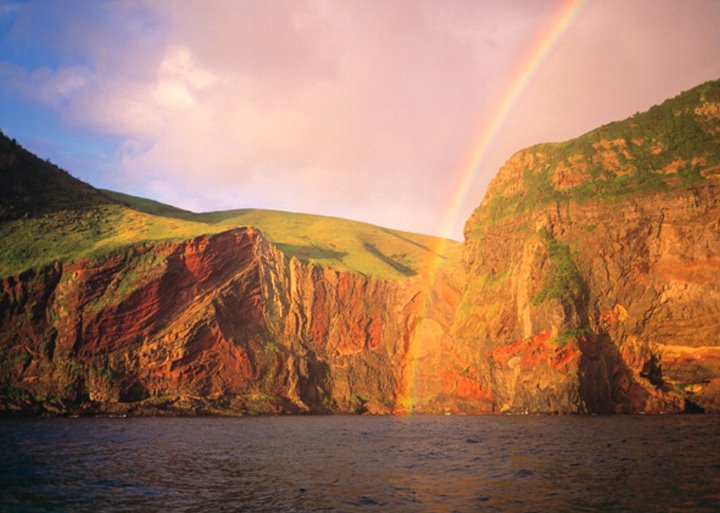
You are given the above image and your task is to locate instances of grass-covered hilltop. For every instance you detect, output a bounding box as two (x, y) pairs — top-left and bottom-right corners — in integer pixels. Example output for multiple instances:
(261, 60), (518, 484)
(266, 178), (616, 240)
(0, 134), (459, 280)
(0, 128), (463, 416)
(472, 79), (720, 232)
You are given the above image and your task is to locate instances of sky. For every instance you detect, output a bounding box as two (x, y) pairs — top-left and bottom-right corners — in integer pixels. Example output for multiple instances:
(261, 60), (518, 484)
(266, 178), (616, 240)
(1, 1), (719, 240)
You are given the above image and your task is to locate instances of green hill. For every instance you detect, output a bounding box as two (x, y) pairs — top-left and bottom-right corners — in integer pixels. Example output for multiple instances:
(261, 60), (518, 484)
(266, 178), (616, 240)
(0, 135), (459, 279)
(0, 135), (111, 221)
(474, 79), (720, 228)
(101, 189), (460, 279)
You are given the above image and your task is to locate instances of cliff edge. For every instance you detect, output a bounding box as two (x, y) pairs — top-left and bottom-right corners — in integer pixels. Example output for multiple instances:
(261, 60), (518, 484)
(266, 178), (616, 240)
(454, 79), (720, 413)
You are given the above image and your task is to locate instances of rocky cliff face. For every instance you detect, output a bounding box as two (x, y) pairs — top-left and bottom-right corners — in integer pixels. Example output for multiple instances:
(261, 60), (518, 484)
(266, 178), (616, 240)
(3, 80), (720, 415)
(453, 80), (720, 413)
(1, 227), (484, 415)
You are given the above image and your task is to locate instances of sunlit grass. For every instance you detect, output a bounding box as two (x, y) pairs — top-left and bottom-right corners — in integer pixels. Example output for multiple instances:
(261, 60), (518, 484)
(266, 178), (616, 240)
(195, 208), (461, 278)
(1, 191), (461, 279)
(472, 79), (720, 231)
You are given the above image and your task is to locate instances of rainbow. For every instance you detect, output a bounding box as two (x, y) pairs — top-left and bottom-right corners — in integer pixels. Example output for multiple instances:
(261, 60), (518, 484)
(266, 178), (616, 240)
(397, 0), (587, 413)
(438, 0), (587, 241)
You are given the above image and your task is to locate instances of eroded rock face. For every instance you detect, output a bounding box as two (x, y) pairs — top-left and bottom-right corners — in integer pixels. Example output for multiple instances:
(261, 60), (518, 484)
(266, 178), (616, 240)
(0, 227), (477, 415)
(456, 181), (720, 413)
(453, 80), (720, 413)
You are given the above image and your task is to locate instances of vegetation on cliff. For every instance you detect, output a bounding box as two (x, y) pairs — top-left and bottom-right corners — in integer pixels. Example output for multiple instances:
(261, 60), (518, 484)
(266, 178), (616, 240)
(457, 79), (720, 414)
(471, 79), (720, 233)
(530, 230), (586, 309)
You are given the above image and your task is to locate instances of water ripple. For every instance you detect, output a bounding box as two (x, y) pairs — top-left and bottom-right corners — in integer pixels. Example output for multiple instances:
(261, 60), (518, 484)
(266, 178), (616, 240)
(2, 415), (720, 512)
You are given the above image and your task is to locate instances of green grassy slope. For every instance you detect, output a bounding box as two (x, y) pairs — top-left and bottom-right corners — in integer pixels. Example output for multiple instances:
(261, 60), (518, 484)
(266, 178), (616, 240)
(100, 189), (196, 220)
(0, 136), (459, 279)
(473, 79), (720, 229)
(101, 190), (460, 279)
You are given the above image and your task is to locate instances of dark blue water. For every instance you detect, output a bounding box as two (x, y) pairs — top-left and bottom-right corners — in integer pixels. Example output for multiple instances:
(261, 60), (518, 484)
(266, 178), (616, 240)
(2, 415), (720, 512)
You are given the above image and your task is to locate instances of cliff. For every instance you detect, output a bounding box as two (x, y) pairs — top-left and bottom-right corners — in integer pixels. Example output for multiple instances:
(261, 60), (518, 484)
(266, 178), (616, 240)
(2, 80), (720, 415)
(454, 79), (720, 413)
(0, 128), (484, 415)
(1, 222), (480, 415)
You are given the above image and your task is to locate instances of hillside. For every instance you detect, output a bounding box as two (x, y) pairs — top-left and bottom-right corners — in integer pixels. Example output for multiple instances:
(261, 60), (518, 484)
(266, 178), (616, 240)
(455, 79), (720, 413)
(0, 135), (111, 222)
(0, 142), (459, 280)
(472, 79), (720, 231)
(103, 189), (460, 279)
(0, 133), (466, 415)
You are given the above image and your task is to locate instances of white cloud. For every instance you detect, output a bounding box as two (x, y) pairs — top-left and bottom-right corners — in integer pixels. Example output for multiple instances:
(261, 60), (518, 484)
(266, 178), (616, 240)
(154, 47), (216, 108)
(3, 0), (720, 238)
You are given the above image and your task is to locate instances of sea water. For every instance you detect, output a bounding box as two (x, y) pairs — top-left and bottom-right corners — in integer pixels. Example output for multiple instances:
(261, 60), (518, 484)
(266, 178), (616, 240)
(2, 415), (719, 512)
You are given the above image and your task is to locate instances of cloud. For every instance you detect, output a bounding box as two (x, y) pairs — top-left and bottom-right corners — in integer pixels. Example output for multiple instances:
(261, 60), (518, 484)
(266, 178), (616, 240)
(154, 47), (216, 108)
(2, 0), (720, 238)
(0, 62), (92, 107)
(55, 0), (517, 231)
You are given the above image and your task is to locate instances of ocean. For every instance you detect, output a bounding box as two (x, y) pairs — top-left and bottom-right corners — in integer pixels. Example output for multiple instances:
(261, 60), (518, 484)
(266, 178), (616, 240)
(2, 415), (719, 512)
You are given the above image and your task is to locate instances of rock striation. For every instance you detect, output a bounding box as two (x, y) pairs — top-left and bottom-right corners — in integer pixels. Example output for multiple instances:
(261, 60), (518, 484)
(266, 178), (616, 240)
(1, 227), (479, 414)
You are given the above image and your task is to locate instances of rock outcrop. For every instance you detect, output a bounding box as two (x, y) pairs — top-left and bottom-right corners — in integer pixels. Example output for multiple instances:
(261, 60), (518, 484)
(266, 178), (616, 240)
(453, 79), (720, 413)
(1, 227), (481, 415)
